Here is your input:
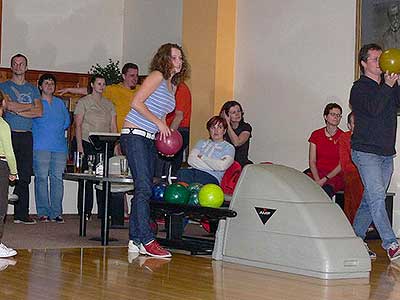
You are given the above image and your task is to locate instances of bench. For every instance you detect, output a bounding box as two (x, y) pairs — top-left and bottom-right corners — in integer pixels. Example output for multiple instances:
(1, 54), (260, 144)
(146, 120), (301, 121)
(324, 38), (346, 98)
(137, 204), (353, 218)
(149, 201), (237, 255)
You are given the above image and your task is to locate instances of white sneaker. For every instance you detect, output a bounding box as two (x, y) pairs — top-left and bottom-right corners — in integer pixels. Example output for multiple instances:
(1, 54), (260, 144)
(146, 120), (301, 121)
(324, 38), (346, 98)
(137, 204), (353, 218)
(128, 240), (146, 254)
(0, 258), (16, 271)
(0, 243), (17, 258)
(128, 251), (139, 263)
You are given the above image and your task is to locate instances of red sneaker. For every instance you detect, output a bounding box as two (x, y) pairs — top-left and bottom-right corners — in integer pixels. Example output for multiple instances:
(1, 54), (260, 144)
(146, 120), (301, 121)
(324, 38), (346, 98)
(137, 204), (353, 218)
(387, 243), (400, 261)
(143, 240), (171, 258)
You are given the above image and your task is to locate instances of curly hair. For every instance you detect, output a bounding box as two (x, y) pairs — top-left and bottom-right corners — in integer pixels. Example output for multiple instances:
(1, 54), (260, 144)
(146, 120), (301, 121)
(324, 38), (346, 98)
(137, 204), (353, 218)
(149, 43), (190, 85)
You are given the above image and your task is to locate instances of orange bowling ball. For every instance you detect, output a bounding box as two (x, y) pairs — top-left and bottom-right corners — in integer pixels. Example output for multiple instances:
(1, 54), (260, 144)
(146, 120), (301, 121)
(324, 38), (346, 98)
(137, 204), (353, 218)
(379, 48), (400, 74)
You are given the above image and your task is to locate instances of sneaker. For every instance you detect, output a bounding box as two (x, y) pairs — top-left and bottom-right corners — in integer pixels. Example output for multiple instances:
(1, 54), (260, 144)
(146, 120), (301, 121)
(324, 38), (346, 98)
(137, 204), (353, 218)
(13, 217), (36, 225)
(128, 251), (139, 263)
(0, 243), (17, 258)
(143, 240), (171, 258)
(364, 242), (377, 260)
(7, 194), (18, 205)
(138, 256), (171, 272)
(388, 243), (400, 261)
(39, 216), (50, 223)
(0, 258), (16, 271)
(51, 216), (65, 224)
(128, 240), (146, 254)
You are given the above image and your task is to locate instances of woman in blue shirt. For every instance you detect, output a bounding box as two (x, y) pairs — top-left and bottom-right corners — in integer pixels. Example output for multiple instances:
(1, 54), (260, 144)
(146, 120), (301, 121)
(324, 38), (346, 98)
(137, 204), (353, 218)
(32, 73), (70, 223)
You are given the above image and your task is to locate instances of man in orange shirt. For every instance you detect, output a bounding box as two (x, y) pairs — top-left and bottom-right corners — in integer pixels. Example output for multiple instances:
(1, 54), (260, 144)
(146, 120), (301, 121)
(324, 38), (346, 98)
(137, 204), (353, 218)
(155, 82), (192, 178)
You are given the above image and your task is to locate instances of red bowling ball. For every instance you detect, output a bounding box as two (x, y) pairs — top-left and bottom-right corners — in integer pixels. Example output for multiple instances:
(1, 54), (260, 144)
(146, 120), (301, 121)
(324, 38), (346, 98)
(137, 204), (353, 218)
(155, 130), (183, 156)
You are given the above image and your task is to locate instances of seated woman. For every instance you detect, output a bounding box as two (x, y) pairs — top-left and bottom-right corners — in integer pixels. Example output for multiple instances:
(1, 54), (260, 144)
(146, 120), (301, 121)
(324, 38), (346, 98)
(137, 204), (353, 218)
(338, 112), (363, 224)
(220, 100), (252, 167)
(177, 116), (235, 185)
(307, 103), (344, 198)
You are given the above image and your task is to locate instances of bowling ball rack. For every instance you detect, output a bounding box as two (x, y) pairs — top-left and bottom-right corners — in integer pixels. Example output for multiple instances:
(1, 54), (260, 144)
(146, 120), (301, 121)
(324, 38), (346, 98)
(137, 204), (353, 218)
(150, 200), (237, 255)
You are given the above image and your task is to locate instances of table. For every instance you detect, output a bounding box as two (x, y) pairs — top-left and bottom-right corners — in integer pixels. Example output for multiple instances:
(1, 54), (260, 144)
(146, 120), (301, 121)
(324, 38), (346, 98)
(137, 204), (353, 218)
(63, 173), (133, 245)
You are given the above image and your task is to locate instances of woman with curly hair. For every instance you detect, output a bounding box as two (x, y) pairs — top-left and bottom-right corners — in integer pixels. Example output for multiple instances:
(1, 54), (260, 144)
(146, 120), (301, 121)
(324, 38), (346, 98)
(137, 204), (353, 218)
(121, 43), (189, 258)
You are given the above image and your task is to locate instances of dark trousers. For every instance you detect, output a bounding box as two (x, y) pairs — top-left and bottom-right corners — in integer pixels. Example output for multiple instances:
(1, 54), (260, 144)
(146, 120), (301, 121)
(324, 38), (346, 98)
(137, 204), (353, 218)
(0, 161), (9, 240)
(154, 127), (189, 178)
(11, 131), (33, 220)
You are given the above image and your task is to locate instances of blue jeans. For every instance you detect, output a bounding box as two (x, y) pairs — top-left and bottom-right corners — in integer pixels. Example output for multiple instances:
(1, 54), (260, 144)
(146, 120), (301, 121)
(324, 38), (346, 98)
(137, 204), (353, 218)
(352, 150), (397, 249)
(33, 151), (67, 219)
(177, 168), (219, 185)
(120, 134), (156, 245)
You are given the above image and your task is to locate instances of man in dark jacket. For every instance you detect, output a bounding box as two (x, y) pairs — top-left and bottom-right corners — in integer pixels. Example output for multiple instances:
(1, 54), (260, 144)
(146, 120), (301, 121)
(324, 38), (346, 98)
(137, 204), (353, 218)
(350, 43), (400, 261)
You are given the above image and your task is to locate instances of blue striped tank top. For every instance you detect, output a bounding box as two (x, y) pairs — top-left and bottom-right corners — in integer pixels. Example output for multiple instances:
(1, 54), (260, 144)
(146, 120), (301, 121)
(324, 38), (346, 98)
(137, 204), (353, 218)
(125, 79), (175, 133)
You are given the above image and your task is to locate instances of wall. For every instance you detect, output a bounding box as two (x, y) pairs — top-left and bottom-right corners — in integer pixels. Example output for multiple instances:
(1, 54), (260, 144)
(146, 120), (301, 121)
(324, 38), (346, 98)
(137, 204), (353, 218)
(123, 0), (182, 73)
(183, 0), (236, 146)
(235, 0), (355, 169)
(234, 0), (400, 236)
(1, 0), (124, 73)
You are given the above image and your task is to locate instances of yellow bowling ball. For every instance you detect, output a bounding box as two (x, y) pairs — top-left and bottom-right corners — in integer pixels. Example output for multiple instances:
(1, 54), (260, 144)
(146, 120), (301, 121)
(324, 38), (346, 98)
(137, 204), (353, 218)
(379, 48), (400, 74)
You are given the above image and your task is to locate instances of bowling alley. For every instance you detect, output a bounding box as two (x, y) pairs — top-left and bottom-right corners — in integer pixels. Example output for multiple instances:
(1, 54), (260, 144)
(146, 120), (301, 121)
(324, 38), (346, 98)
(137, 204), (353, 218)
(0, 1), (400, 300)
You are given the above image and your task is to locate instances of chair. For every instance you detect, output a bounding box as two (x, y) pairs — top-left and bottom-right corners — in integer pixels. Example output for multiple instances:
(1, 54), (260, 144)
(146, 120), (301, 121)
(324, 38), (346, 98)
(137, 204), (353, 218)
(95, 155), (134, 226)
(220, 161), (242, 197)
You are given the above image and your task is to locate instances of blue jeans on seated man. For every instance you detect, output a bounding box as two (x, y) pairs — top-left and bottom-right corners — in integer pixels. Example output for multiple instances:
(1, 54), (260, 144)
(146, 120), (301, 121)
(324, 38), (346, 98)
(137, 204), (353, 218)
(120, 134), (156, 246)
(177, 168), (219, 185)
(33, 151), (67, 219)
(351, 150), (397, 249)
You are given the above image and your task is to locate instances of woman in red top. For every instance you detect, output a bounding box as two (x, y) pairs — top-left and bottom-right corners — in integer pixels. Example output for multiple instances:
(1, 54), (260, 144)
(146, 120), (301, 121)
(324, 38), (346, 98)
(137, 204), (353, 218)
(307, 103), (344, 198)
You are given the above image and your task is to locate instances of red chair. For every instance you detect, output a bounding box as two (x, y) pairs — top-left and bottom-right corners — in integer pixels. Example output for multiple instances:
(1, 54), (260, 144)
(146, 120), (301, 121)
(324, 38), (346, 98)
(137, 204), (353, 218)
(220, 161), (242, 196)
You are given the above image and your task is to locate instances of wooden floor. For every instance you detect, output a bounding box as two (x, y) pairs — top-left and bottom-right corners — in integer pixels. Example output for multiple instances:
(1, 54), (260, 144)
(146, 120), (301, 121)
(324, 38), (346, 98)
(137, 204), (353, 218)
(0, 240), (400, 300)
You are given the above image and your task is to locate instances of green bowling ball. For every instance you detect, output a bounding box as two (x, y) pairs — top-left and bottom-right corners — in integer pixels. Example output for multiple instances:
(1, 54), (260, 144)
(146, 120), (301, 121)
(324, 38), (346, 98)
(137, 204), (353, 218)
(164, 183), (190, 205)
(198, 184), (224, 208)
(187, 190), (200, 206)
(379, 48), (400, 74)
(187, 183), (203, 194)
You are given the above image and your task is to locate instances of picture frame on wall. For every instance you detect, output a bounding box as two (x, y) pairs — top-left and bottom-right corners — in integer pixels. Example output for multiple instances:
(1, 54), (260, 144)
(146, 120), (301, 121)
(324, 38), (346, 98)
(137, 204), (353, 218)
(355, 0), (400, 78)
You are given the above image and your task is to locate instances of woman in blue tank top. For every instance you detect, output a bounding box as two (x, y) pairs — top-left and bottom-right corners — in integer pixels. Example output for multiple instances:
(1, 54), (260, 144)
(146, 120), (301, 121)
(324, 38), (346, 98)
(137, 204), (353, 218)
(120, 43), (189, 258)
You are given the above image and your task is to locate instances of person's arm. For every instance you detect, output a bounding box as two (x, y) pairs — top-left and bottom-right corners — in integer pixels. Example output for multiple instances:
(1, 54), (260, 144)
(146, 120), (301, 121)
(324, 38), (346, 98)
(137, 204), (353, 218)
(169, 110), (184, 130)
(350, 74), (399, 116)
(324, 164), (342, 182)
(188, 148), (213, 170)
(201, 154), (234, 171)
(0, 127), (17, 176)
(131, 71), (170, 139)
(57, 87), (88, 96)
(226, 127), (250, 147)
(74, 114), (84, 153)
(309, 142), (323, 185)
(7, 98), (43, 118)
(63, 104), (71, 129)
(111, 114), (117, 133)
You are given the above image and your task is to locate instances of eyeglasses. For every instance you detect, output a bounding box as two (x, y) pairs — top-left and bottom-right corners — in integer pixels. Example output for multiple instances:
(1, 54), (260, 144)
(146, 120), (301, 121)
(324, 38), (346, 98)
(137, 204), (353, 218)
(367, 57), (379, 63)
(329, 112), (342, 118)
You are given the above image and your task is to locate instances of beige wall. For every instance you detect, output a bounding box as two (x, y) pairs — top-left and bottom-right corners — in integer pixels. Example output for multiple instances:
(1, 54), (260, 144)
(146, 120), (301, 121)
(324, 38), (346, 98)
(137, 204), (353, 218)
(234, 0), (400, 236)
(123, 0), (183, 73)
(234, 0), (356, 169)
(1, 0), (124, 72)
(183, 0), (236, 146)
(1, 0), (182, 74)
